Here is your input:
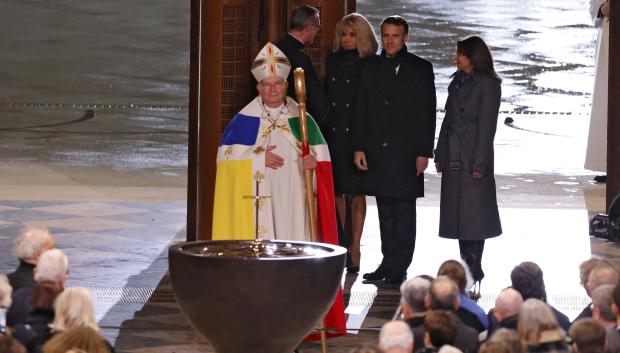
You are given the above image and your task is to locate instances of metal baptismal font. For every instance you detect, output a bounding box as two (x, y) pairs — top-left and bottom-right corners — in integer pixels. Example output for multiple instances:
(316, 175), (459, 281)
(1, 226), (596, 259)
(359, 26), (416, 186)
(169, 239), (346, 353)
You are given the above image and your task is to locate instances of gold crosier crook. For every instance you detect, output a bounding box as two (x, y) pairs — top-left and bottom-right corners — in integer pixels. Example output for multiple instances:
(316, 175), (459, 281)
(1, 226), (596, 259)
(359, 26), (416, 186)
(293, 68), (319, 242)
(293, 68), (328, 353)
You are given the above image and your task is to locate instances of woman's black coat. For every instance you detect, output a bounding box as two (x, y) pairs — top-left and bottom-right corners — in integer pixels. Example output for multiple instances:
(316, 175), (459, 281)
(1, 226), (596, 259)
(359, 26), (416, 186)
(322, 49), (366, 195)
(434, 71), (502, 240)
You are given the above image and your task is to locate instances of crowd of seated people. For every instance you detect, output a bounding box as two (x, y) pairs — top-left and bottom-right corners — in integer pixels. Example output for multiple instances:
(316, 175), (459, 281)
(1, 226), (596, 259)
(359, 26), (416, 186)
(4, 224), (620, 353)
(2, 226), (113, 353)
(352, 257), (620, 353)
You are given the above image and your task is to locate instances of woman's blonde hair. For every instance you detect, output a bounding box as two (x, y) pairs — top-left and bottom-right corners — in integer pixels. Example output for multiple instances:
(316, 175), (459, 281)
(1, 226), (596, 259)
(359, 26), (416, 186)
(43, 327), (108, 353)
(50, 287), (99, 333)
(517, 298), (565, 346)
(0, 275), (12, 308)
(332, 13), (378, 58)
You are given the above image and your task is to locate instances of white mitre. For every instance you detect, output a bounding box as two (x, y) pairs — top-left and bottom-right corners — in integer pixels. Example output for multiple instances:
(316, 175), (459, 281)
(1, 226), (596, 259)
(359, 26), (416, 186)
(251, 42), (291, 82)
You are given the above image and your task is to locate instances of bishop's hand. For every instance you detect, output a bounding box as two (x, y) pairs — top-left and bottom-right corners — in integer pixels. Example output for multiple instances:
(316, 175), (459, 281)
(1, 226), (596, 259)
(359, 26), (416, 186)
(266, 145), (284, 169)
(300, 154), (317, 170)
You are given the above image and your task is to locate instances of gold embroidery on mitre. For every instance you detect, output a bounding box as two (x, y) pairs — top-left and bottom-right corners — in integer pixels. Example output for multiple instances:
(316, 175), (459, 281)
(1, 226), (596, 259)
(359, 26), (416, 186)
(251, 43), (291, 82)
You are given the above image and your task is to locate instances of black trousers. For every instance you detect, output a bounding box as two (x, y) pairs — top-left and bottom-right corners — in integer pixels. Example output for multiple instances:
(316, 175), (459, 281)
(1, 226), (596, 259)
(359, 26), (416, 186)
(376, 196), (417, 279)
(459, 239), (485, 282)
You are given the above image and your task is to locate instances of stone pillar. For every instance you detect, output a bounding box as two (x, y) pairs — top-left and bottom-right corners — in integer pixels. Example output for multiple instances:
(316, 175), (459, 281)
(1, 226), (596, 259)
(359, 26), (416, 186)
(266, 0), (286, 43)
(186, 0), (201, 241)
(608, 0), (620, 210)
(187, 0), (254, 241)
(345, 0), (356, 14)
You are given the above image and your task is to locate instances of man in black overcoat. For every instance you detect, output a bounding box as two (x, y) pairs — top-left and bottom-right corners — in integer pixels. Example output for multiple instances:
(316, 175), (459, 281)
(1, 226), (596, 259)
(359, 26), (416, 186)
(275, 4), (326, 121)
(6, 225), (55, 292)
(353, 16), (436, 285)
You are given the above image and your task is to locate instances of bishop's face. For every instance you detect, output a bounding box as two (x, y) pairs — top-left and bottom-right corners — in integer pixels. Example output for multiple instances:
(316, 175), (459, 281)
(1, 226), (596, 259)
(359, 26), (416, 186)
(257, 76), (288, 108)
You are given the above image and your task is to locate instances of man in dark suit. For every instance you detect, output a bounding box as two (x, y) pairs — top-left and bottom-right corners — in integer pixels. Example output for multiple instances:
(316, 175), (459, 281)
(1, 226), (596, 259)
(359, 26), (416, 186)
(510, 261), (571, 332)
(6, 225), (55, 292)
(410, 277), (479, 353)
(275, 4), (326, 121)
(353, 15), (436, 285)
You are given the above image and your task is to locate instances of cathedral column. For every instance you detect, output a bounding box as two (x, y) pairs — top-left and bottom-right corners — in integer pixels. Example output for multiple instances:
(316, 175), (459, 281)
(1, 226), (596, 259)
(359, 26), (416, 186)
(608, 0), (620, 210)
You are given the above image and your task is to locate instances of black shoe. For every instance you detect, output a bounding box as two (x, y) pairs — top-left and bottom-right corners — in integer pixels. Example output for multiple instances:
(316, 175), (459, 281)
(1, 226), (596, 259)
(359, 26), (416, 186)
(469, 280), (482, 302)
(594, 175), (607, 183)
(363, 268), (386, 280)
(364, 275), (405, 288)
(347, 266), (360, 274)
(383, 275), (406, 285)
(363, 263), (387, 279)
(362, 271), (385, 281)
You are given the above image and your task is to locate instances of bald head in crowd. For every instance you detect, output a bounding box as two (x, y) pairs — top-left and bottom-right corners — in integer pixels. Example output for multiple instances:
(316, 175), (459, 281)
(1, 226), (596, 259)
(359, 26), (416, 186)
(494, 288), (524, 322)
(587, 264), (619, 296)
(379, 321), (414, 353)
(426, 276), (460, 311)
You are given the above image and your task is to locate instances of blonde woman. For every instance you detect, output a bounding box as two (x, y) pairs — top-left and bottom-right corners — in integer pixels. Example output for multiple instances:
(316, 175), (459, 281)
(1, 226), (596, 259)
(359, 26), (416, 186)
(517, 298), (569, 353)
(47, 287), (114, 352)
(322, 13), (378, 273)
(43, 327), (109, 353)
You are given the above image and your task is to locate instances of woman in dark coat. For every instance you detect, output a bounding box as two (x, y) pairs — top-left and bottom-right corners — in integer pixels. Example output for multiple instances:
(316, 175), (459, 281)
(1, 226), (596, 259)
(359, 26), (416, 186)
(11, 281), (62, 352)
(323, 13), (378, 273)
(434, 35), (502, 286)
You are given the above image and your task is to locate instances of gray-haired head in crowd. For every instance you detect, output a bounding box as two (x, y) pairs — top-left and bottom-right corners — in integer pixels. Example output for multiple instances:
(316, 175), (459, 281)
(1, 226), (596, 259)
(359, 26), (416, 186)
(379, 321), (413, 353)
(12, 225), (54, 265)
(591, 283), (616, 323)
(400, 276), (431, 313)
(35, 249), (69, 284)
(587, 263), (619, 295)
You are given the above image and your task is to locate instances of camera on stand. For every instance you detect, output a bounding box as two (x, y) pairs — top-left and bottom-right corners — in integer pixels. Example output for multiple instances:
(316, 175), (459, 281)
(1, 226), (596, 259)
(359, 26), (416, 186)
(590, 194), (620, 241)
